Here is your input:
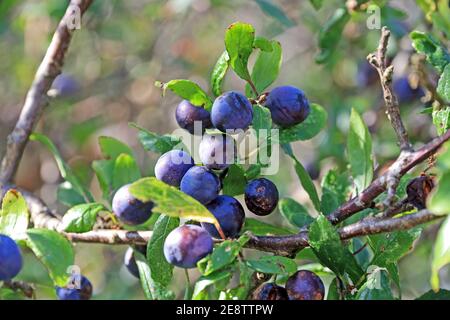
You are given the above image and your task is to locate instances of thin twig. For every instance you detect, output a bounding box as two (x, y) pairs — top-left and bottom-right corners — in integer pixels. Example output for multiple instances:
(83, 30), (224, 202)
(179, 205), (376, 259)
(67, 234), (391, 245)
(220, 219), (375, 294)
(367, 27), (411, 152)
(0, 0), (94, 185)
(367, 27), (414, 208)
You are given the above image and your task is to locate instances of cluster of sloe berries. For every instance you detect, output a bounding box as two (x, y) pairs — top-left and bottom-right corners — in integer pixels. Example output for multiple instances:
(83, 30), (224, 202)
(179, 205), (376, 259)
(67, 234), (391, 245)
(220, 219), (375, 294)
(109, 85), (326, 299)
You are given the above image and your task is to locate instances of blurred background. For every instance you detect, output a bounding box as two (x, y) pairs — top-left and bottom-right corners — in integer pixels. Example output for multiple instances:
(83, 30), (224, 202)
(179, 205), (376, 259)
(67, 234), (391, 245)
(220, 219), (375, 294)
(0, 0), (447, 299)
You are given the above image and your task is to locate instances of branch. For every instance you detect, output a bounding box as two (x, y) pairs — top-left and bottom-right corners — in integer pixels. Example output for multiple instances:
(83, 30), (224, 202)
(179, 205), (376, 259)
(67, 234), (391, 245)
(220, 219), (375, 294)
(367, 26), (411, 152)
(367, 26), (413, 207)
(246, 210), (442, 256)
(338, 210), (440, 239)
(0, 0), (94, 185)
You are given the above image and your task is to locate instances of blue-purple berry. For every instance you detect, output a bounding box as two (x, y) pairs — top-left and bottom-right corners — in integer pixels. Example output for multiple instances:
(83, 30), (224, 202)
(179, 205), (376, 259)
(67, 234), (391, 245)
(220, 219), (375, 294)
(155, 150), (195, 187)
(163, 225), (214, 269)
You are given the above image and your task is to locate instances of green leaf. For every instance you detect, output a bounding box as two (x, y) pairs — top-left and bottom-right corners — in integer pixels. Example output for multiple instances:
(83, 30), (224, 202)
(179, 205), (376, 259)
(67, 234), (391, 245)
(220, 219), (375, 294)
(242, 218), (295, 236)
(130, 123), (181, 154)
(222, 164), (247, 196)
(0, 288), (25, 300)
(147, 215), (179, 286)
(26, 229), (74, 287)
(254, 0), (295, 27)
(356, 268), (394, 300)
(197, 240), (242, 276)
(92, 159), (114, 201)
(282, 144), (321, 212)
(245, 164), (261, 180)
(252, 105), (272, 132)
(57, 182), (85, 207)
(192, 269), (234, 300)
(211, 51), (230, 97)
(410, 31), (450, 73)
(157, 79), (213, 111)
(437, 64), (450, 102)
(320, 170), (351, 215)
(135, 251), (175, 300)
(432, 108), (450, 136)
(309, 0), (323, 10)
(428, 171), (450, 215)
(347, 108), (373, 194)
(416, 289), (450, 300)
(308, 215), (364, 284)
(368, 228), (421, 289)
(279, 104), (327, 143)
(130, 177), (218, 225)
(327, 278), (341, 300)
(98, 136), (134, 159)
(431, 216), (450, 291)
(30, 133), (93, 202)
(61, 203), (105, 233)
(253, 36), (273, 52)
(223, 261), (253, 300)
(0, 190), (29, 239)
(279, 197), (313, 228)
(225, 22), (255, 82)
(246, 255), (297, 275)
(316, 8), (350, 64)
(112, 153), (141, 190)
(246, 40), (282, 97)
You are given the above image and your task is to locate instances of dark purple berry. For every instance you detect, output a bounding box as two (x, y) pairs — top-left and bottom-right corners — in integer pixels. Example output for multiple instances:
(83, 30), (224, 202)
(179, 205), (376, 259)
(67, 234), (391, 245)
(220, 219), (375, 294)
(264, 86), (310, 127)
(252, 283), (288, 300)
(202, 195), (245, 239)
(50, 74), (79, 97)
(56, 274), (93, 300)
(112, 184), (154, 225)
(286, 270), (325, 300)
(199, 134), (236, 170)
(124, 245), (147, 279)
(0, 234), (23, 281)
(180, 166), (221, 205)
(393, 77), (424, 104)
(155, 150), (194, 187)
(244, 178), (279, 216)
(176, 100), (212, 135)
(163, 225), (213, 269)
(211, 91), (253, 132)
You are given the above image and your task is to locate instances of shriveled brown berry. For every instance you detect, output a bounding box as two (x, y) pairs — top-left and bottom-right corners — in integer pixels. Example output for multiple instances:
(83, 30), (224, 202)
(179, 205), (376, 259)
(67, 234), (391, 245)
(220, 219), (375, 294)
(406, 175), (434, 209)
